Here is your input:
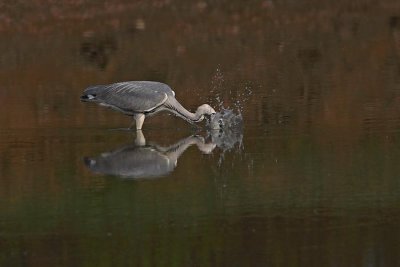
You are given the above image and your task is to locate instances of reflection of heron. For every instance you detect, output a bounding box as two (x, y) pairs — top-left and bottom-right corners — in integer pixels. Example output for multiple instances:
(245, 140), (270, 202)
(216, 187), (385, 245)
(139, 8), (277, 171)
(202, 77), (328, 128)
(84, 131), (216, 179)
(80, 81), (216, 130)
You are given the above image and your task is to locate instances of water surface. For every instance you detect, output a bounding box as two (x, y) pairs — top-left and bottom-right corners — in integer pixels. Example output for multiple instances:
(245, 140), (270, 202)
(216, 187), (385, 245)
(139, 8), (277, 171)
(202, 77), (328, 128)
(1, 1), (400, 266)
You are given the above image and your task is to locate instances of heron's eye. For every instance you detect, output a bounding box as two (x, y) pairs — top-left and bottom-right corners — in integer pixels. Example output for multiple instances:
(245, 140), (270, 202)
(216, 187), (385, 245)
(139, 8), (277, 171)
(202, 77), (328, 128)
(86, 94), (97, 100)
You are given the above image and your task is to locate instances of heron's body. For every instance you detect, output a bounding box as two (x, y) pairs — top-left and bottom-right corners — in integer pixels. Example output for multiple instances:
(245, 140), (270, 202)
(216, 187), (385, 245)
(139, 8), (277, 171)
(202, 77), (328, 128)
(84, 133), (216, 179)
(81, 81), (216, 129)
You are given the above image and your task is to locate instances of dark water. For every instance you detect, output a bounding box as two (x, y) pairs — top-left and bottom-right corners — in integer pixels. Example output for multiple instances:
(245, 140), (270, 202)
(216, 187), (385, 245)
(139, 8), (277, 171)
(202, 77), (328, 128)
(2, 1), (400, 266)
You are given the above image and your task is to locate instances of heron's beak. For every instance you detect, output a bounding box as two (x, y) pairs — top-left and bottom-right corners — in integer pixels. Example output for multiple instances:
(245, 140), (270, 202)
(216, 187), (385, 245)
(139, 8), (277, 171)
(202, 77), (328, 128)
(83, 157), (96, 167)
(80, 94), (97, 102)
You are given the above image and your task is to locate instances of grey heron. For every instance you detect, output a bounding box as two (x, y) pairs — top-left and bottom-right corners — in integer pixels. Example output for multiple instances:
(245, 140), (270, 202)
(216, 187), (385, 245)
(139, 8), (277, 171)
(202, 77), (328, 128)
(80, 81), (216, 130)
(84, 131), (216, 179)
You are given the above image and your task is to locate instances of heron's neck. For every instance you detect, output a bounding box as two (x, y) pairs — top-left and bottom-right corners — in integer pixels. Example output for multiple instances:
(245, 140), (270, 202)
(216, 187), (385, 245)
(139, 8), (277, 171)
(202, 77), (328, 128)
(164, 136), (199, 160)
(165, 97), (204, 123)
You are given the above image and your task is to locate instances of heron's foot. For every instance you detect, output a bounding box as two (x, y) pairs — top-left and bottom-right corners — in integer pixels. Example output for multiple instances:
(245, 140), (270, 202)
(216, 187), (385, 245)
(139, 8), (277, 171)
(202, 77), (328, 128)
(134, 130), (146, 146)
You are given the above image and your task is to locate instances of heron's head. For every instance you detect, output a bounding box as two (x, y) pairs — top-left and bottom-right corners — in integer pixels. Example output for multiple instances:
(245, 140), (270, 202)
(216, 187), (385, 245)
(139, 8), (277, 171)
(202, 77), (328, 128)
(194, 104), (216, 122)
(84, 157), (98, 171)
(197, 104), (216, 116)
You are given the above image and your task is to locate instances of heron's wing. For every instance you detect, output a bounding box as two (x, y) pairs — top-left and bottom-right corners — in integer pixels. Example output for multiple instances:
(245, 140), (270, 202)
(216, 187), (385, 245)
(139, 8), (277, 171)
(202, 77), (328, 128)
(84, 81), (170, 112)
(133, 81), (175, 97)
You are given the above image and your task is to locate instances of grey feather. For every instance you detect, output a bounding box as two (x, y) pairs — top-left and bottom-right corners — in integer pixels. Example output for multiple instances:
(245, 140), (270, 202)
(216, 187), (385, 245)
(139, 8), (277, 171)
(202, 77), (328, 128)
(83, 81), (174, 113)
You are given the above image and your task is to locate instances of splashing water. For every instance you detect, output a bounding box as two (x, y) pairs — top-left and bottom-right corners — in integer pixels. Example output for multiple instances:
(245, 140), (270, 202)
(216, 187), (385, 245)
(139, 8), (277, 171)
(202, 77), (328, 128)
(204, 69), (254, 167)
(206, 67), (254, 153)
(208, 108), (243, 131)
(206, 108), (244, 155)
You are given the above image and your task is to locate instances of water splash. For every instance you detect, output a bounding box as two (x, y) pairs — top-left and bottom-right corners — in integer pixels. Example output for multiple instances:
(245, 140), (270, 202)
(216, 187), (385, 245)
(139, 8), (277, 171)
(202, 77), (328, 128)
(209, 67), (253, 114)
(208, 108), (243, 131)
(233, 84), (253, 113)
(206, 68), (253, 156)
(203, 68), (253, 173)
(206, 108), (244, 161)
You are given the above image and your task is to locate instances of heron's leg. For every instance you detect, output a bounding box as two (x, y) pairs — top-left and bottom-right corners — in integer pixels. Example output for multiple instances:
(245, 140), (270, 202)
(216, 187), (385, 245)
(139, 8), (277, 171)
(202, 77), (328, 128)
(134, 130), (146, 146)
(128, 119), (136, 129)
(134, 113), (145, 130)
